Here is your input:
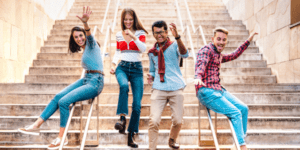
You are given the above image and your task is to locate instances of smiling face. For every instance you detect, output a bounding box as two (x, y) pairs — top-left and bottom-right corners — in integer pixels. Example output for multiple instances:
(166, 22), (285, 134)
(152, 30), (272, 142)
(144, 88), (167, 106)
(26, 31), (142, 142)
(153, 26), (168, 44)
(72, 31), (86, 47)
(212, 31), (228, 53)
(124, 13), (134, 30)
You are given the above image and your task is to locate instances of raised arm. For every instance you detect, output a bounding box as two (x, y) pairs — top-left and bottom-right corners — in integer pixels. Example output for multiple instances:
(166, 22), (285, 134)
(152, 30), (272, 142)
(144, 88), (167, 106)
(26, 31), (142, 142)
(76, 6), (92, 37)
(169, 23), (187, 55)
(222, 32), (258, 63)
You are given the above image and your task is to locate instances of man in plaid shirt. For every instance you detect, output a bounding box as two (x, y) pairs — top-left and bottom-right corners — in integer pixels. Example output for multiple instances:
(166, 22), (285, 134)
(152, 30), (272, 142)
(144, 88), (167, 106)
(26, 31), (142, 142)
(194, 27), (257, 150)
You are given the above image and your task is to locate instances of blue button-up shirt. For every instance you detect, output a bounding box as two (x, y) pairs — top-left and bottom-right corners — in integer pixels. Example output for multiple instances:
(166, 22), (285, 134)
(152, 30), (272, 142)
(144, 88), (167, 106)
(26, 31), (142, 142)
(148, 41), (189, 91)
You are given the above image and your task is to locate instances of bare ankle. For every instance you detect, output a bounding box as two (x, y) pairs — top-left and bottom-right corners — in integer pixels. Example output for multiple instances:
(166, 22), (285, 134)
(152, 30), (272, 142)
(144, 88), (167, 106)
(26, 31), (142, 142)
(240, 145), (247, 150)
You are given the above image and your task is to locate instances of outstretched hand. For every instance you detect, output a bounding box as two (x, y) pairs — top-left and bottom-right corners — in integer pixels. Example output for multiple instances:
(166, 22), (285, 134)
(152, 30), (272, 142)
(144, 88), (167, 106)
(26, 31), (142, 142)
(169, 23), (179, 38)
(247, 32), (258, 42)
(76, 6), (92, 23)
(194, 79), (206, 86)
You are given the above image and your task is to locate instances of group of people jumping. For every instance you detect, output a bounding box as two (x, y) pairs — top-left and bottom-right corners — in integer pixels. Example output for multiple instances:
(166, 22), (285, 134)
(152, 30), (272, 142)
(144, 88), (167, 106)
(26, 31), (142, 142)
(17, 6), (257, 150)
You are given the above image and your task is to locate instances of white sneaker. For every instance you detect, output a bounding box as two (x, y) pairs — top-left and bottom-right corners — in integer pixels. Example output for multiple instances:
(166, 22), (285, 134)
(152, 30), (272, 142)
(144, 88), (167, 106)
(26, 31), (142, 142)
(47, 137), (68, 149)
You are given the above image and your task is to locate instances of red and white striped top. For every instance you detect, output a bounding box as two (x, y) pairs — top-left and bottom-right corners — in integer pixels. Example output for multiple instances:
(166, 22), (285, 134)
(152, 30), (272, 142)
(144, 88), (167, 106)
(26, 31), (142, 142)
(112, 30), (146, 64)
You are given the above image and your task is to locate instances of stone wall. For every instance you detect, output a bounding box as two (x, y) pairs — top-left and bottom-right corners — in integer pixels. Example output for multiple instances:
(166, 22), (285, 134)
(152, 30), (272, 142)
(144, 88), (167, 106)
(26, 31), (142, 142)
(222, 0), (300, 83)
(0, 0), (74, 83)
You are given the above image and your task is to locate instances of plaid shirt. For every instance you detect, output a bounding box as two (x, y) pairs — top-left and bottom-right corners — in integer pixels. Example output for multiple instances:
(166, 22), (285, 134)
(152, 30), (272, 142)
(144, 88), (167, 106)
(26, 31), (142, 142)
(195, 40), (250, 92)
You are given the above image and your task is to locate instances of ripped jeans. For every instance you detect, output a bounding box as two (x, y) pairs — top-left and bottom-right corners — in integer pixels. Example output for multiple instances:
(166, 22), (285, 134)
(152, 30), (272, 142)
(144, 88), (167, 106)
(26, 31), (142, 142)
(196, 87), (248, 145)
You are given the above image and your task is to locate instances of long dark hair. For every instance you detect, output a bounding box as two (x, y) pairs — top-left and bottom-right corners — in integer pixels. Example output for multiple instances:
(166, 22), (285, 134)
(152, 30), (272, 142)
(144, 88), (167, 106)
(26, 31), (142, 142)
(121, 8), (148, 34)
(68, 26), (100, 53)
(69, 26), (86, 53)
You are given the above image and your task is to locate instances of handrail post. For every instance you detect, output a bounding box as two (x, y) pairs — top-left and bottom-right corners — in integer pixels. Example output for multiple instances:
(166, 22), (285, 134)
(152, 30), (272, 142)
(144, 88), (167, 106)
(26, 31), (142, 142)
(183, 0), (195, 32)
(59, 103), (76, 150)
(111, 0), (120, 32)
(100, 0), (111, 33)
(228, 118), (241, 150)
(80, 99), (96, 150)
(206, 107), (220, 150)
(174, 0), (184, 33)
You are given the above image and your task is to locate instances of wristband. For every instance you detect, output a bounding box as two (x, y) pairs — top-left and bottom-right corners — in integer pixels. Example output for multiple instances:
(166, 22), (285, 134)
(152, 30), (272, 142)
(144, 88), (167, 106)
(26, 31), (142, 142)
(85, 28), (90, 31)
(175, 35), (181, 40)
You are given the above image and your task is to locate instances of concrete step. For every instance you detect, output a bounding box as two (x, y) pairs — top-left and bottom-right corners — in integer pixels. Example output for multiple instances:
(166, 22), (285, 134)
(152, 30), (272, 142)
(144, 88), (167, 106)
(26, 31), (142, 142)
(24, 74), (276, 84)
(35, 52), (262, 62)
(0, 144), (299, 150)
(2, 83), (300, 94)
(46, 33), (250, 42)
(0, 129), (299, 145)
(40, 45), (258, 54)
(1, 104), (299, 117)
(1, 116), (299, 131)
(2, 92), (300, 105)
(33, 60), (81, 67)
(29, 67), (271, 76)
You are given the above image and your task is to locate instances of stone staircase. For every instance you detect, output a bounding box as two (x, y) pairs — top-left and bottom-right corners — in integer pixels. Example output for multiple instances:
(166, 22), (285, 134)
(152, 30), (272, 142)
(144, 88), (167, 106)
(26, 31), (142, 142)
(0, 0), (300, 149)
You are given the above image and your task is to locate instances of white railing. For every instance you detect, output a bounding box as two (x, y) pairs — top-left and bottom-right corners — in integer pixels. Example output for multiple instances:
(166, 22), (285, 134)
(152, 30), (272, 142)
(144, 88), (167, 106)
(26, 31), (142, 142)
(101, 0), (120, 64)
(101, 0), (111, 33)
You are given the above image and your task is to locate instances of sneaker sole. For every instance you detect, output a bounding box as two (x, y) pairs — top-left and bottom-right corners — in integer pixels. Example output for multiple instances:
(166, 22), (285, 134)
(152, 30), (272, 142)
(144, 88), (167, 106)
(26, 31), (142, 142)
(47, 141), (68, 150)
(17, 128), (40, 136)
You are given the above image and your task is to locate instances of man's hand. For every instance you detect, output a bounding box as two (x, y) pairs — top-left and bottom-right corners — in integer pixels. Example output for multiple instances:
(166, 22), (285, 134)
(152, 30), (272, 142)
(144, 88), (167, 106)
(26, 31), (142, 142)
(169, 23), (179, 39)
(194, 79), (206, 86)
(247, 32), (258, 42)
(147, 74), (154, 85)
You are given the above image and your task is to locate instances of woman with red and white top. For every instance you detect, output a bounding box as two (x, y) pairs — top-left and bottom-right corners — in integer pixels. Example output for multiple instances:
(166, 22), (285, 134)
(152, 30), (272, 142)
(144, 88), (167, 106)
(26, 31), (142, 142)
(110, 8), (148, 148)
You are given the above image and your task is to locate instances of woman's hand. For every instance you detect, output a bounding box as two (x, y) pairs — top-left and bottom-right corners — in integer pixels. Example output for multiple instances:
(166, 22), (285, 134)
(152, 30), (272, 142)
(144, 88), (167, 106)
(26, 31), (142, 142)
(76, 6), (92, 23)
(124, 29), (137, 41)
(110, 66), (116, 74)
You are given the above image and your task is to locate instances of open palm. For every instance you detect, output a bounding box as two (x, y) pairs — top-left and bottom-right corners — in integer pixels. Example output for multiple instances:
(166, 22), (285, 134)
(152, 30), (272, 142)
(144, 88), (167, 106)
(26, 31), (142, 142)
(76, 6), (92, 23)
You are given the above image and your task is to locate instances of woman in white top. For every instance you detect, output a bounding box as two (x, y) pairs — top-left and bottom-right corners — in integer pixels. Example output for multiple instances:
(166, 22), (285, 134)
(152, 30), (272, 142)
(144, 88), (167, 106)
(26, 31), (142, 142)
(110, 8), (148, 148)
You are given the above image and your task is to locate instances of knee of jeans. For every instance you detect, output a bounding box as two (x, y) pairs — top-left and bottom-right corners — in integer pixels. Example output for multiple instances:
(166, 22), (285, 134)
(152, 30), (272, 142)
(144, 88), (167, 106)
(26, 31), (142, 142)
(241, 104), (249, 114)
(132, 103), (141, 112)
(58, 100), (69, 109)
(119, 83), (129, 92)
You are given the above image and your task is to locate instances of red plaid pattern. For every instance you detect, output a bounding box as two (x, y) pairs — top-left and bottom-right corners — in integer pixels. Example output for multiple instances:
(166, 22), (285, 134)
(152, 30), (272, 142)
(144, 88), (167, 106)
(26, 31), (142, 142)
(195, 40), (250, 92)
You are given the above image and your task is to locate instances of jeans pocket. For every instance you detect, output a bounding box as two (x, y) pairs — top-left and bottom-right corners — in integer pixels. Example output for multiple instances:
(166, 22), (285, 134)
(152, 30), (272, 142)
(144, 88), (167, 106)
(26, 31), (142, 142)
(198, 87), (218, 104)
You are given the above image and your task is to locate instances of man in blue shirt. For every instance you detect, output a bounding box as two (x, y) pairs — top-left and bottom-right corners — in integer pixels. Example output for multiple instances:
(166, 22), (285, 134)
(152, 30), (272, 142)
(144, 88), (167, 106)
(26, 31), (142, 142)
(147, 20), (189, 150)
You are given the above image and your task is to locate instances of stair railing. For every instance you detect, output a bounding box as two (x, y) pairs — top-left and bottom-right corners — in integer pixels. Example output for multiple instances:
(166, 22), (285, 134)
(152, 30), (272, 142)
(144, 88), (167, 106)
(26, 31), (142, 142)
(181, 0), (241, 149)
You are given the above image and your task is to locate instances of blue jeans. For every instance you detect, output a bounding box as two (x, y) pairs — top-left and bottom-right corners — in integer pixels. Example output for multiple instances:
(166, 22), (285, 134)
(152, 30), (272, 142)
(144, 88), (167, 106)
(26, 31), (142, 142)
(115, 61), (144, 133)
(40, 73), (104, 127)
(196, 87), (248, 145)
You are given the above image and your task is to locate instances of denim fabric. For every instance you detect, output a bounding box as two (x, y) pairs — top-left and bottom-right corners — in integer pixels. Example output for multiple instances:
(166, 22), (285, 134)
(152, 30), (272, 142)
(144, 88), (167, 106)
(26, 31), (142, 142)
(197, 87), (248, 145)
(115, 60), (144, 133)
(40, 73), (104, 127)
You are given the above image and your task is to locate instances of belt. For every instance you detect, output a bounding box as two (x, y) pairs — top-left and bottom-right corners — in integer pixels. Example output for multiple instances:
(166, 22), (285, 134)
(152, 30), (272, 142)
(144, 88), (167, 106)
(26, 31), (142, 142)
(85, 70), (105, 76)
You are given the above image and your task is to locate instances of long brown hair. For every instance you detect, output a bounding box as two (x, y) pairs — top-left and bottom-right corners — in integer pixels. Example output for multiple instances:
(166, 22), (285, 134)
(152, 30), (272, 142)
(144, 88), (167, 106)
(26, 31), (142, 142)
(121, 8), (148, 34)
(68, 26), (100, 53)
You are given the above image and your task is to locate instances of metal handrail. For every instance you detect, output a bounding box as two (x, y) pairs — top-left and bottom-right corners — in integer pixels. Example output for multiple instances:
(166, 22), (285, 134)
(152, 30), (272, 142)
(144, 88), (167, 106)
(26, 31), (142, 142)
(80, 98), (97, 150)
(206, 107), (220, 150)
(100, 0), (111, 33)
(228, 118), (241, 150)
(111, 0), (120, 32)
(101, 0), (120, 64)
(174, 0), (184, 33)
(183, 0), (195, 32)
